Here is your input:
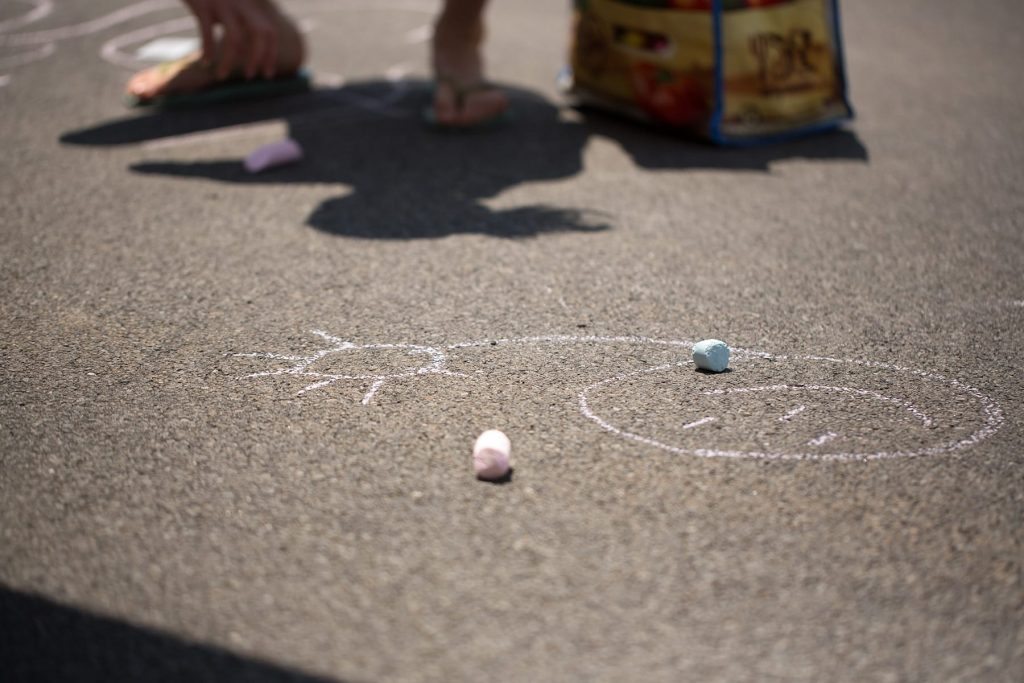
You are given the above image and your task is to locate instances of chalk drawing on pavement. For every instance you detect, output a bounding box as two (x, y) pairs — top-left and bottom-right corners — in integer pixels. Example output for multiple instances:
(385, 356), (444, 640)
(0, 0), (178, 84)
(233, 331), (1005, 462)
(232, 329), (466, 405)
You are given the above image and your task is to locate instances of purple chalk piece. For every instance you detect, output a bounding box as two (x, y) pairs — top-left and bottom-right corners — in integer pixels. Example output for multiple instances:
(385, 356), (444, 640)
(244, 139), (303, 173)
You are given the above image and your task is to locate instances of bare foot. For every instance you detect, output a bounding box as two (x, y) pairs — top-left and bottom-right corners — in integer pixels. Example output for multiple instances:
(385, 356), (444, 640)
(125, 11), (304, 102)
(431, 13), (508, 126)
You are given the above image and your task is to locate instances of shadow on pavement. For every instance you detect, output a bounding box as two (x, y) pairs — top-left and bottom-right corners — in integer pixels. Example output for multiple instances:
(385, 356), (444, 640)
(0, 584), (343, 683)
(575, 105), (869, 172)
(61, 80), (867, 240)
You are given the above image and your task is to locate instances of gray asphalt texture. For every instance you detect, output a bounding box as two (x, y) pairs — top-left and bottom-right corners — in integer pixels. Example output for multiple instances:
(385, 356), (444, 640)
(2, 1), (1023, 681)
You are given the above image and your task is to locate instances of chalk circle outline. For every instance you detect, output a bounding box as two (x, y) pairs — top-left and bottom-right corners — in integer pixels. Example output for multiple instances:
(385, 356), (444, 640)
(578, 349), (1004, 461)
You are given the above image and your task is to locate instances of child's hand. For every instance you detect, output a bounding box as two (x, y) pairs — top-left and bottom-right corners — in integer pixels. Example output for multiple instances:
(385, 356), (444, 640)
(183, 0), (281, 80)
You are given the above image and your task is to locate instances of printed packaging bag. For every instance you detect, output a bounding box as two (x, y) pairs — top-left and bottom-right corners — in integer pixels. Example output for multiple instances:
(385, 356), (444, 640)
(567, 0), (853, 144)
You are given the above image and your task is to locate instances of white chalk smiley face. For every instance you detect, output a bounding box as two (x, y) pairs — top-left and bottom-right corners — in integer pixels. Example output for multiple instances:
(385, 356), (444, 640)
(580, 349), (1004, 461)
(235, 333), (1003, 462)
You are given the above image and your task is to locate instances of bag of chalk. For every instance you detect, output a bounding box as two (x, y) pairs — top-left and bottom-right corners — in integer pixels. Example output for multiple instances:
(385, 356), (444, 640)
(565, 0), (853, 145)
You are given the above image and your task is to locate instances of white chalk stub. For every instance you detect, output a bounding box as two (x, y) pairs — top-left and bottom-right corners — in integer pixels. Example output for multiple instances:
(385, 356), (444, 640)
(692, 339), (730, 373)
(244, 139), (303, 173)
(135, 37), (200, 62)
(473, 429), (511, 480)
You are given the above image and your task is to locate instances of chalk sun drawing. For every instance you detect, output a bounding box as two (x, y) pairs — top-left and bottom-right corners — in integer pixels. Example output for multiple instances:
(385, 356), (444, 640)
(234, 332), (1005, 462)
(232, 329), (466, 405)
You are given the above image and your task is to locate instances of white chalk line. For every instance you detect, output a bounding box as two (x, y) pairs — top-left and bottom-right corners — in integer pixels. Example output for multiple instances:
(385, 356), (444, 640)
(403, 23), (432, 45)
(384, 62), (411, 83)
(232, 330), (459, 398)
(298, 1), (434, 15)
(0, 0), (180, 84)
(234, 332), (1004, 462)
(0, 0), (55, 79)
(312, 329), (346, 345)
(779, 405), (806, 422)
(100, 15), (194, 68)
(0, 41), (54, 70)
(362, 379), (386, 405)
(237, 333), (707, 401)
(0, 0), (53, 34)
(447, 335), (707, 352)
(808, 432), (838, 447)
(0, 0), (177, 46)
(781, 353), (1005, 444)
(682, 417), (716, 430)
(316, 72), (345, 88)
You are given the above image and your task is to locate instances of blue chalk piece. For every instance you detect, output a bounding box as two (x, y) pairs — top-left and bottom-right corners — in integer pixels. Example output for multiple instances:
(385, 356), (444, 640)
(692, 339), (730, 373)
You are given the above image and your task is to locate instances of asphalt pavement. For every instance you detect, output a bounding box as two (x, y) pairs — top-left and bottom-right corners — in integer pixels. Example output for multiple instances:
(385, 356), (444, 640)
(2, 1), (1022, 681)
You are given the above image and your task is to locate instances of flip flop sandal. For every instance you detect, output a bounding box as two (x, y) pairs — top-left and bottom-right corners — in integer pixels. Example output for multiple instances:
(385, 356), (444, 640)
(423, 78), (511, 130)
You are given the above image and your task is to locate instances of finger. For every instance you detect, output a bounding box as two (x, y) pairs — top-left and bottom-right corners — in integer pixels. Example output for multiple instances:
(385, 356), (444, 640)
(242, 22), (264, 79)
(216, 12), (243, 79)
(244, 19), (274, 80)
(194, 9), (216, 66)
(261, 19), (279, 80)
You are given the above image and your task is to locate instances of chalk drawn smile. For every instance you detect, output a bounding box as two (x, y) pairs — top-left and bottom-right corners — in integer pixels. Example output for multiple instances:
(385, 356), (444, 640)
(234, 332), (1005, 462)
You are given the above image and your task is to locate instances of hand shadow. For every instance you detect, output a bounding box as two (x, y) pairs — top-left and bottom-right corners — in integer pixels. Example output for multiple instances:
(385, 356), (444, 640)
(64, 79), (608, 240)
(61, 79), (867, 240)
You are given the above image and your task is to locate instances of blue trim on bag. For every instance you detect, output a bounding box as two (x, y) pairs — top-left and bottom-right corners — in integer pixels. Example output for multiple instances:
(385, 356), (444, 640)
(710, 0), (854, 146)
(710, 118), (845, 147)
(830, 0), (855, 121)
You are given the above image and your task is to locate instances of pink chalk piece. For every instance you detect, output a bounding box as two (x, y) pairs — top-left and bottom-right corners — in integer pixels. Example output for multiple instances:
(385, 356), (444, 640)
(473, 429), (511, 480)
(243, 139), (303, 173)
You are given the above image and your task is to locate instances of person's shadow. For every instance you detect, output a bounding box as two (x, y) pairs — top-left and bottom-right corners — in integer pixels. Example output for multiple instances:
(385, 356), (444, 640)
(60, 79), (868, 240)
